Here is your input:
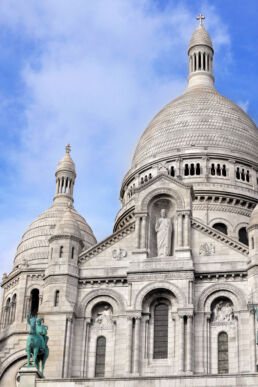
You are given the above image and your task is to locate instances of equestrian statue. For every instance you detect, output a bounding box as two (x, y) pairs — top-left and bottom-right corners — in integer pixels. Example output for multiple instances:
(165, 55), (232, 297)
(26, 311), (49, 375)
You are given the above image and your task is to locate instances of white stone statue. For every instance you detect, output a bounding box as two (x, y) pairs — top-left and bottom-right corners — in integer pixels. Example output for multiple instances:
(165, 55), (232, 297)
(155, 209), (172, 256)
(213, 300), (234, 322)
(96, 306), (112, 325)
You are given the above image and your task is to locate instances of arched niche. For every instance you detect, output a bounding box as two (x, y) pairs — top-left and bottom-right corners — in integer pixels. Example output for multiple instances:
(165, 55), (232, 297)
(147, 194), (176, 257)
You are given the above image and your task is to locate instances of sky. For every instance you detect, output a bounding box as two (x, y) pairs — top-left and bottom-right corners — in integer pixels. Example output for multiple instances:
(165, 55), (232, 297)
(0, 0), (257, 277)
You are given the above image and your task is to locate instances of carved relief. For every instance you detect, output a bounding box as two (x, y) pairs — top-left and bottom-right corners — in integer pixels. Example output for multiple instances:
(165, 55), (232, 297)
(112, 248), (127, 260)
(199, 242), (215, 256)
(92, 303), (113, 330)
(211, 299), (234, 323)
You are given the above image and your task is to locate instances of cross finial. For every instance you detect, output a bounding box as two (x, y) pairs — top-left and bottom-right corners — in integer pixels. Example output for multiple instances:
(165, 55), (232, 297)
(196, 13), (205, 26)
(66, 143), (71, 154)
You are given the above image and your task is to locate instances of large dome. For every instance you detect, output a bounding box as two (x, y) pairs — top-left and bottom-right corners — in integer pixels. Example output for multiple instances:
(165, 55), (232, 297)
(132, 86), (258, 169)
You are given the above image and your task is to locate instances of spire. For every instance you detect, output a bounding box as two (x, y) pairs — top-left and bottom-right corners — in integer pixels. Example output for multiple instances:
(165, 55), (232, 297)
(187, 14), (214, 89)
(54, 144), (76, 204)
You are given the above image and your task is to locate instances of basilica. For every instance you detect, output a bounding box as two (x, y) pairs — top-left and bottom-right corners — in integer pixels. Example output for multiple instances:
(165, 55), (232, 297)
(1, 16), (258, 387)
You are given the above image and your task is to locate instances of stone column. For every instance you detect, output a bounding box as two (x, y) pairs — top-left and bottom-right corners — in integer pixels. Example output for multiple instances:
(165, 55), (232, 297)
(63, 317), (73, 378)
(135, 216), (141, 249)
(250, 309), (257, 372)
(186, 315), (193, 372)
(178, 315), (185, 373)
(183, 212), (190, 247)
(134, 317), (141, 374)
(127, 317), (133, 374)
(141, 215), (147, 249)
(177, 213), (183, 247)
(82, 318), (91, 377)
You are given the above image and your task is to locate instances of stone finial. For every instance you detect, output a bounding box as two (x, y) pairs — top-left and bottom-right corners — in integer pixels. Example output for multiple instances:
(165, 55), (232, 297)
(2, 272), (7, 280)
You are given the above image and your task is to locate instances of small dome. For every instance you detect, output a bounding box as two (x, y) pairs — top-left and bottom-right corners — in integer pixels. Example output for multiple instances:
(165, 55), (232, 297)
(249, 204), (258, 228)
(188, 24), (213, 52)
(14, 201), (96, 269)
(56, 144), (76, 175)
(54, 204), (82, 239)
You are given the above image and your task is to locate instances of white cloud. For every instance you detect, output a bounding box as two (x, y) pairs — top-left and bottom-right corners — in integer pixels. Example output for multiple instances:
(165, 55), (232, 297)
(0, 1), (231, 276)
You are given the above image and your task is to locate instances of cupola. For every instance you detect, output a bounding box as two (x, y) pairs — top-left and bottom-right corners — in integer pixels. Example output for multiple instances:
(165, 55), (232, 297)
(54, 144), (76, 204)
(187, 13), (214, 89)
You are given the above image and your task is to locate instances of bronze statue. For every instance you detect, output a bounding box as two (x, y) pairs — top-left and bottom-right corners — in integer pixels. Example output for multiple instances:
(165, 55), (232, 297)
(26, 311), (49, 374)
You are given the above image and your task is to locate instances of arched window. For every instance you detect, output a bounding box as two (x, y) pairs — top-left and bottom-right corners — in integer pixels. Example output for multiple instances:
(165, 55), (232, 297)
(3, 298), (11, 328)
(59, 246), (63, 258)
(190, 164), (195, 176)
(196, 163), (201, 175)
(170, 166), (175, 177)
(218, 332), (228, 374)
(252, 237), (255, 249)
(184, 164), (189, 176)
(246, 170), (250, 182)
(153, 303), (168, 359)
(30, 289), (39, 316)
(222, 165), (227, 177)
(54, 290), (60, 306)
(10, 294), (17, 324)
(212, 223), (228, 235)
(194, 54), (196, 71)
(95, 336), (106, 377)
(203, 53), (206, 70)
(198, 52), (201, 70)
(211, 164), (215, 175)
(238, 227), (248, 246)
(236, 167), (240, 179)
(71, 246), (75, 259)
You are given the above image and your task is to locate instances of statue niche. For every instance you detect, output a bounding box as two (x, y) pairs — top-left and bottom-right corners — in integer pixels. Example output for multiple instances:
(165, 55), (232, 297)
(148, 196), (175, 258)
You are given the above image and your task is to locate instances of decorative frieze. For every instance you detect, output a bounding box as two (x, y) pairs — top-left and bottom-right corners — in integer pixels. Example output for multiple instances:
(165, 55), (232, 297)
(128, 272), (194, 282)
(79, 277), (127, 288)
(195, 272), (247, 282)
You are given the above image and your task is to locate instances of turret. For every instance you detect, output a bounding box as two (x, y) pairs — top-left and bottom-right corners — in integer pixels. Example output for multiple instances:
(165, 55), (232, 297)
(187, 13), (214, 89)
(54, 144), (76, 204)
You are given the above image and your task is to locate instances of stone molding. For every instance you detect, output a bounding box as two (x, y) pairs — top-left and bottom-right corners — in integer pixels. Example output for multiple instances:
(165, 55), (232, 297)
(79, 222), (135, 263)
(134, 280), (187, 309)
(139, 185), (185, 211)
(197, 282), (247, 312)
(193, 203), (252, 217)
(192, 218), (249, 256)
(128, 272), (194, 282)
(79, 277), (127, 287)
(76, 288), (126, 317)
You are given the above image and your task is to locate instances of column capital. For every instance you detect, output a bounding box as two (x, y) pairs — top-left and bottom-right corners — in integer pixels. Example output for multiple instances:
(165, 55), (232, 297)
(178, 307), (194, 317)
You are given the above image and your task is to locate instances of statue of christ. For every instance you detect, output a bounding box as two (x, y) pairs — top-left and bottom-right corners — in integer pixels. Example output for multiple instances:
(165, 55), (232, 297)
(155, 209), (172, 256)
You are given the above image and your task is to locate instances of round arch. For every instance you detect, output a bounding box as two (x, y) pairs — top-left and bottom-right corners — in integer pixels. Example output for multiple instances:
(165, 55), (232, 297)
(76, 288), (126, 317)
(197, 283), (247, 312)
(139, 186), (185, 212)
(208, 218), (233, 235)
(134, 281), (187, 310)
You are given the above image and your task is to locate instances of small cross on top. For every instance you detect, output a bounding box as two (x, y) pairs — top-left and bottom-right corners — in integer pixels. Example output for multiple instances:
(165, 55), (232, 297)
(66, 143), (71, 154)
(196, 13), (205, 26)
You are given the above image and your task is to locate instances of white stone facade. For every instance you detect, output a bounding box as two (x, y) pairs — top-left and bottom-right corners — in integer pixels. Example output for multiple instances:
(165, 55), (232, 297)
(1, 20), (258, 387)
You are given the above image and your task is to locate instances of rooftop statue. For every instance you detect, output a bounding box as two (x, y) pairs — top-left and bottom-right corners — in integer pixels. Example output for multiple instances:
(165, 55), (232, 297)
(26, 311), (49, 375)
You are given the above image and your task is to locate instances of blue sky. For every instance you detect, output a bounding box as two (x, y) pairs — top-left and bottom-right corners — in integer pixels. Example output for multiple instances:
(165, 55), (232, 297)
(0, 0), (257, 276)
